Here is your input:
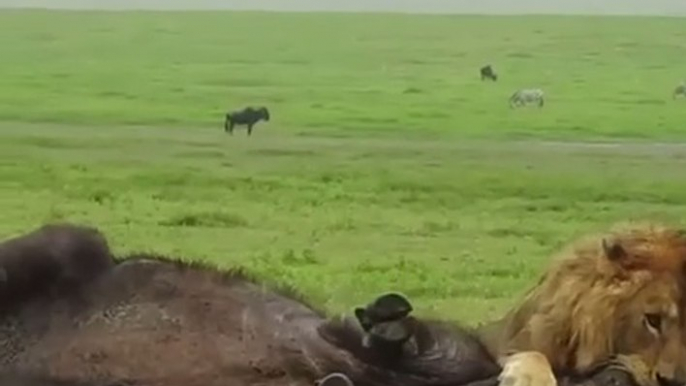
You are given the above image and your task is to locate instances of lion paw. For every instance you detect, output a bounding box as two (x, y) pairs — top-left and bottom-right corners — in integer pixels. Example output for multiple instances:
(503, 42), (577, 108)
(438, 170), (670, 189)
(498, 352), (557, 386)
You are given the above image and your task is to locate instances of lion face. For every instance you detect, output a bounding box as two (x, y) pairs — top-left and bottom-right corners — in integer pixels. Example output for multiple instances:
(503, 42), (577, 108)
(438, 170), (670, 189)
(580, 228), (686, 383)
(613, 271), (684, 382)
(496, 224), (686, 385)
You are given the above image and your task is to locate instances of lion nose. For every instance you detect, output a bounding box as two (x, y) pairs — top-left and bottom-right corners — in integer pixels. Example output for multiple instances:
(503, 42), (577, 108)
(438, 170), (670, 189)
(657, 373), (685, 386)
(657, 364), (686, 386)
(676, 367), (686, 383)
(656, 362), (682, 385)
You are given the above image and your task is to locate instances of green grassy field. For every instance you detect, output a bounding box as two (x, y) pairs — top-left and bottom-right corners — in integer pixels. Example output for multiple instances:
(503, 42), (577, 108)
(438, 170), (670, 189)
(1, 10), (685, 139)
(1, 10), (686, 324)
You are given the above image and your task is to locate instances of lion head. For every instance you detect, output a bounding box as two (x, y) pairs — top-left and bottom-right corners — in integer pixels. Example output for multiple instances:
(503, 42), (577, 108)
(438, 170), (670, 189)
(489, 223), (686, 384)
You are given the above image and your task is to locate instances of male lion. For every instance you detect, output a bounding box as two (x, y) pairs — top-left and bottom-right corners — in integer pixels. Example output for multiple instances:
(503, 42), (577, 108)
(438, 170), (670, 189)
(478, 224), (686, 386)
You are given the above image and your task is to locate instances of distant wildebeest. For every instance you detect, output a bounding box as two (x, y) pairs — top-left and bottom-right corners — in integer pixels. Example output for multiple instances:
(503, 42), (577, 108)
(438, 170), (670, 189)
(480, 65), (497, 81)
(673, 82), (686, 99)
(509, 88), (545, 108)
(223, 106), (270, 136)
(0, 223), (654, 386)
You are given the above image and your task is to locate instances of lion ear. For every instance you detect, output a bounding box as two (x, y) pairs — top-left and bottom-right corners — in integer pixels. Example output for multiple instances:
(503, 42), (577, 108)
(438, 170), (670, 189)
(602, 238), (628, 262)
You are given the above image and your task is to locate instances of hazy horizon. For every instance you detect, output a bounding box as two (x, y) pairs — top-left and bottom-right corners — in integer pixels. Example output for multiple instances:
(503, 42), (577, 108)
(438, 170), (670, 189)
(1, 0), (685, 16)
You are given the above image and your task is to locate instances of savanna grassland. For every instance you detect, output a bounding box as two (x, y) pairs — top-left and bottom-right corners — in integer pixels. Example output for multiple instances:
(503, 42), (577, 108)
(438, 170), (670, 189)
(1, 10), (686, 324)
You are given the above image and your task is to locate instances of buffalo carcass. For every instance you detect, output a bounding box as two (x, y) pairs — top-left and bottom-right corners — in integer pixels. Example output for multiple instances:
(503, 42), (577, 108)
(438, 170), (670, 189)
(0, 223), (645, 386)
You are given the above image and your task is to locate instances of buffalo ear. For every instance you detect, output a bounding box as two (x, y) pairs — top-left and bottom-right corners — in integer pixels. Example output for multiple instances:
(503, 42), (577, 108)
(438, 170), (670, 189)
(0, 267), (6, 283)
(602, 239), (628, 262)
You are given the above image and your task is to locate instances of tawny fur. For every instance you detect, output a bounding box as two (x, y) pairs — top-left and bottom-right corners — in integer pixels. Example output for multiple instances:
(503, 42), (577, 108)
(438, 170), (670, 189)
(479, 222), (686, 386)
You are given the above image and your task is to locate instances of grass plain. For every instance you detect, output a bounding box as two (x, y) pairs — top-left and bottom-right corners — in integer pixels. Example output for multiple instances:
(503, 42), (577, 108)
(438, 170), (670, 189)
(1, 10), (686, 324)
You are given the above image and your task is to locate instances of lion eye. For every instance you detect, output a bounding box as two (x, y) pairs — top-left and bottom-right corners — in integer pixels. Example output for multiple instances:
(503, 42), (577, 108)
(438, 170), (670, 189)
(645, 313), (662, 332)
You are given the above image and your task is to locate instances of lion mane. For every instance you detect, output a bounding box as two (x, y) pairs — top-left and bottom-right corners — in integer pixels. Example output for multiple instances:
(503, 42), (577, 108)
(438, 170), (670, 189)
(478, 222), (686, 385)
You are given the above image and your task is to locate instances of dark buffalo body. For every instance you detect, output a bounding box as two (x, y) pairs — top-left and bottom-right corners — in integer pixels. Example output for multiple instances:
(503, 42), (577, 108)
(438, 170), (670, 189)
(0, 372), (130, 386)
(0, 223), (113, 313)
(480, 65), (497, 81)
(224, 106), (270, 136)
(0, 223), (644, 386)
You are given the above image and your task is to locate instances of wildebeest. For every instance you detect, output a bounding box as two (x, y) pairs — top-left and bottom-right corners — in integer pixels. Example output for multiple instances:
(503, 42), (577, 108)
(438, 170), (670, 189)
(224, 106), (270, 136)
(0, 223), (651, 386)
(509, 88), (545, 108)
(673, 82), (686, 99)
(480, 65), (497, 81)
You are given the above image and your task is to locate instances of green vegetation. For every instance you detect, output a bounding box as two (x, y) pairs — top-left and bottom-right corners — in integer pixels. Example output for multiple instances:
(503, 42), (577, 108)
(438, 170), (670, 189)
(1, 10), (686, 324)
(1, 10), (685, 139)
(3, 123), (686, 323)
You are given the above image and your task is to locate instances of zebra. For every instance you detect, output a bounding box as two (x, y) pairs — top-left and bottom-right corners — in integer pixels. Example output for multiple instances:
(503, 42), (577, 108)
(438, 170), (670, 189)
(509, 88), (545, 108)
(224, 106), (271, 136)
(480, 65), (497, 81)
(673, 82), (686, 99)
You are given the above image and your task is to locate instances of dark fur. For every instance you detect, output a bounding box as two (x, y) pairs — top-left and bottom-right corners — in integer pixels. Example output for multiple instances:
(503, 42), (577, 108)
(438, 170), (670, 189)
(0, 223), (114, 314)
(480, 65), (497, 81)
(0, 224), (643, 386)
(0, 373), (132, 386)
(224, 106), (270, 136)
